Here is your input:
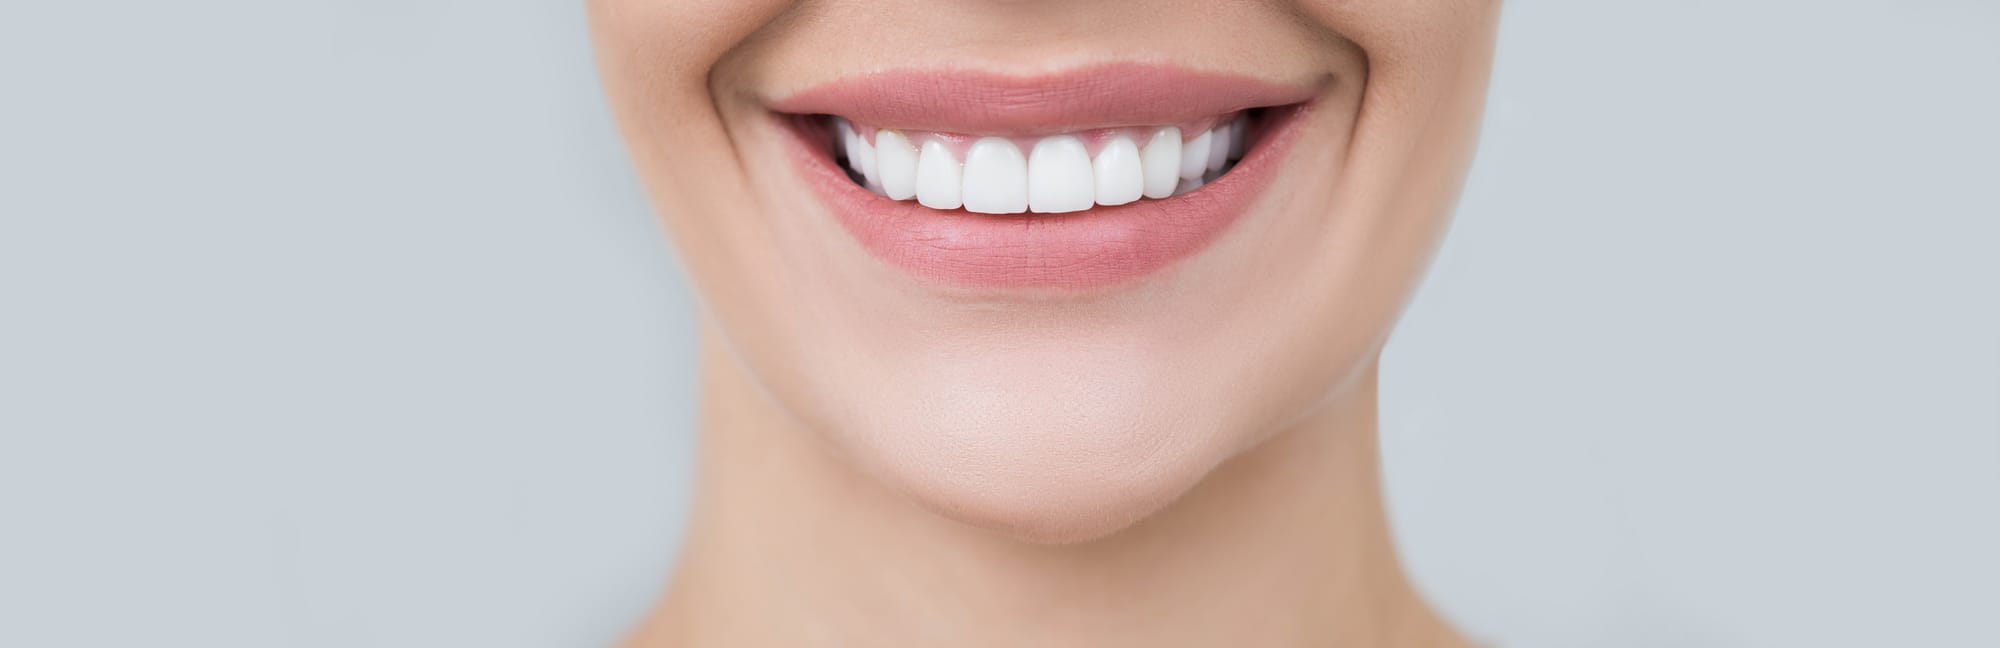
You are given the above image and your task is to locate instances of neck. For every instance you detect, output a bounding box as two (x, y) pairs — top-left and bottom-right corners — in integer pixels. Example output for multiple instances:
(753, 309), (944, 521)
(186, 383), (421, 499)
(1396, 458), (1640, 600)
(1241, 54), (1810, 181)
(627, 330), (1466, 647)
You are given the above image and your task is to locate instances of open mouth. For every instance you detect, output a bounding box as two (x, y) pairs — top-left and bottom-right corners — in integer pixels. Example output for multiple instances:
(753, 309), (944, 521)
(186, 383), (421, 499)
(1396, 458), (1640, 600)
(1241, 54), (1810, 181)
(771, 63), (1324, 290)
(824, 110), (1261, 213)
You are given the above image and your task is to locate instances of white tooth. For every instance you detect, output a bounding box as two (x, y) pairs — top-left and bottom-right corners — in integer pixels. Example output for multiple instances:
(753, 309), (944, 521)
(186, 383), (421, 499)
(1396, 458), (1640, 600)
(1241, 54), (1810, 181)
(837, 119), (860, 171)
(874, 129), (919, 200)
(1179, 130), (1212, 179)
(1091, 136), (1144, 207)
(1141, 127), (1182, 199)
(1229, 115), (1249, 159)
(1206, 122), (1232, 173)
(962, 137), (1028, 214)
(1174, 176), (1205, 196)
(914, 139), (962, 210)
(853, 130), (882, 193)
(1027, 135), (1095, 213)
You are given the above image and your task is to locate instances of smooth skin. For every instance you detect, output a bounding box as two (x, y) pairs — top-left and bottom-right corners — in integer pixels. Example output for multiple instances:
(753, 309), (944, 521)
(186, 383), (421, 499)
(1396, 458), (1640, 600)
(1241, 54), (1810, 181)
(588, 1), (1499, 645)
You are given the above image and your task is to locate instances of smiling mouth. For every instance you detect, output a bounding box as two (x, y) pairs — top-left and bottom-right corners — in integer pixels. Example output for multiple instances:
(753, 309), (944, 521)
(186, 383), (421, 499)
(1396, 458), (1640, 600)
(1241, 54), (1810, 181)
(770, 63), (1326, 290)
(826, 110), (1261, 214)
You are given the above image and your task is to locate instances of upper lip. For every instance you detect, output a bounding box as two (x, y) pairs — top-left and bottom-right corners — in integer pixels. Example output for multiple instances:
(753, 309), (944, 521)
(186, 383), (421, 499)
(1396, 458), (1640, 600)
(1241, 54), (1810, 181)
(767, 62), (1325, 134)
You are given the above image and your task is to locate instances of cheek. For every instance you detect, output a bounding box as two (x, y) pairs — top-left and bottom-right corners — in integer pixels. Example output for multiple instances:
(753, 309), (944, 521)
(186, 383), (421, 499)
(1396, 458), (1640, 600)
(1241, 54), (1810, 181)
(586, 0), (793, 79)
(587, 1), (815, 350)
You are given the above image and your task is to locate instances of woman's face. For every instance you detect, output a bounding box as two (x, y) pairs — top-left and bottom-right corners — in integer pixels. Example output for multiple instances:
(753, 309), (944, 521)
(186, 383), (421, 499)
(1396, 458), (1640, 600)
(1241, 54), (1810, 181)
(588, 0), (1498, 542)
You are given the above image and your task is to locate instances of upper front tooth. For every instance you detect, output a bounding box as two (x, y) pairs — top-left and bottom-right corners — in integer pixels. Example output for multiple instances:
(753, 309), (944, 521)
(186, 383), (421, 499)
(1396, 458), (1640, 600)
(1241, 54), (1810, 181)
(1179, 130), (1212, 179)
(962, 137), (1028, 214)
(1141, 127), (1182, 199)
(1205, 122), (1232, 174)
(1091, 136), (1144, 207)
(1027, 135), (1095, 214)
(874, 129), (919, 201)
(914, 139), (962, 210)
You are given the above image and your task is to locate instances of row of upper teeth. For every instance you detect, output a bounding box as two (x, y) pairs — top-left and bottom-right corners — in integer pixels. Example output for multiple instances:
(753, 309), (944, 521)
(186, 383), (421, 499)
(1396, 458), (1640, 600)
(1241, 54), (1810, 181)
(834, 116), (1250, 214)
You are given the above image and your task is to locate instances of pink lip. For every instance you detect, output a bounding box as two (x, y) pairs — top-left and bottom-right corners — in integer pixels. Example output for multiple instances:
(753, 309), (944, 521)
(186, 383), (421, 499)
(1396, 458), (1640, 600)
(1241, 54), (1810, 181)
(773, 63), (1320, 134)
(774, 64), (1319, 289)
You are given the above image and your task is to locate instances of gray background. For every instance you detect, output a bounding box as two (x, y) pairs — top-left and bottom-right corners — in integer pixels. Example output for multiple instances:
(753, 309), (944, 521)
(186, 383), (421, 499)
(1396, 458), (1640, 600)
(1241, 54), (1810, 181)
(1, 2), (1994, 646)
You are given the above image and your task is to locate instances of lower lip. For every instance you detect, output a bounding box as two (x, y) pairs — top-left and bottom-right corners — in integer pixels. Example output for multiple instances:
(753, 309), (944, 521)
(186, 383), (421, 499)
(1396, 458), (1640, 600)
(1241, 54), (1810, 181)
(784, 106), (1309, 290)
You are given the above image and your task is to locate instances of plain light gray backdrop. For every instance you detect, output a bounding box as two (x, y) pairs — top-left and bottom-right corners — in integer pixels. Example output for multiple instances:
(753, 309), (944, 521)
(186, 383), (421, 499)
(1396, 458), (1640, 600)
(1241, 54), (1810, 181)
(2, 2), (1995, 646)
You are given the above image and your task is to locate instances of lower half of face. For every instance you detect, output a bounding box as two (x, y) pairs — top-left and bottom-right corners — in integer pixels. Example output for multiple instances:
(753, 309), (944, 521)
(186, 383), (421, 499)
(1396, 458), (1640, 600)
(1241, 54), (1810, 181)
(589, 0), (1498, 542)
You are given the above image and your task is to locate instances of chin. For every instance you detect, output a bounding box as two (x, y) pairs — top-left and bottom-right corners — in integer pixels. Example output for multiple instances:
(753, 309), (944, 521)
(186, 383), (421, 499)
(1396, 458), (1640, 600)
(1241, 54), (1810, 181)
(839, 353), (1237, 544)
